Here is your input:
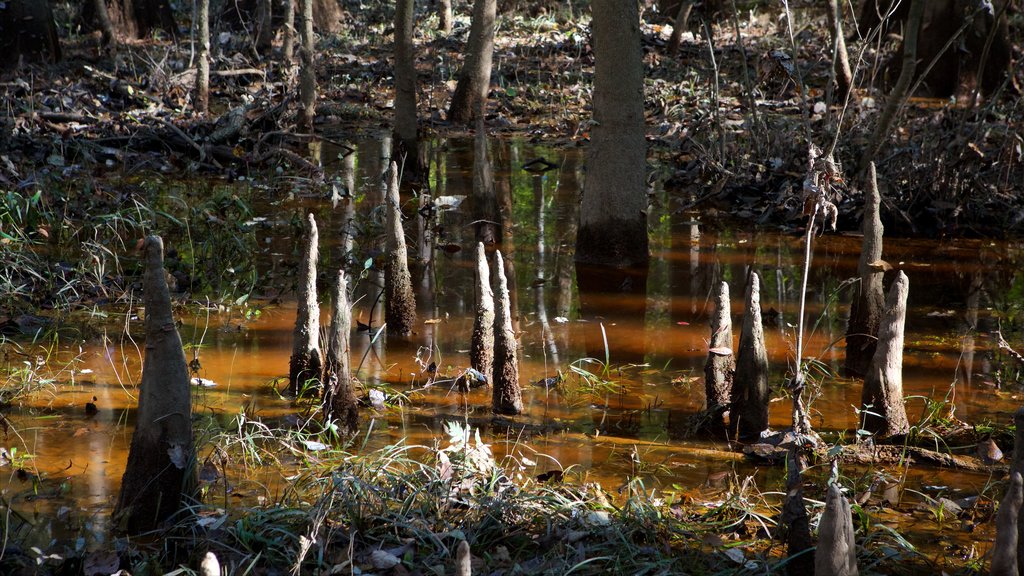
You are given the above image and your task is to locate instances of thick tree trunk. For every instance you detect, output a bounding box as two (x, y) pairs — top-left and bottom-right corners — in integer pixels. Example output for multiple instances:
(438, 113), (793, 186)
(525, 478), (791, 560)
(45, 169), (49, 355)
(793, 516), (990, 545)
(471, 242), (495, 383)
(0, 0), (61, 68)
(324, 270), (358, 432)
(114, 236), (195, 533)
(289, 214), (322, 396)
(393, 0), (420, 175)
(298, 0), (316, 128)
(492, 250), (523, 415)
(860, 270), (910, 438)
(312, 0), (344, 33)
(845, 162), (885, 377)
(703, 281), (734, 433)
(195, 0), (211, 114)
(384, 161), (417, 336)
(447, 0), (497, 124)
(575, 0), (648, 269)
(816, 484), (859, 576)
(82, 0), (176, 40)
(733, 271), (769, 440)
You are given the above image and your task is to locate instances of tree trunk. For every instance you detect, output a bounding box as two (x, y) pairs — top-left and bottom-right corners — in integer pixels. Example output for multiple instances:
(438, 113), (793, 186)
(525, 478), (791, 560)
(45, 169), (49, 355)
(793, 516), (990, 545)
(384, 161), (417, 336)
(114, 236), (195, 533)
(92, 0), (116, 51)
(1013, 407), (1024, 576)
(393, 0), (420, 175)
(447, 0), (497, 124)
(195, 0), (211, 114)
(860, 270), (910, 438)
(438, 0), (453, 34)
(993, 471), (1022, 576)
(81, 0), (176, 40)
(312, 0), (344, 33)
(492, 250), (523, 415)
(283, 0), (296, 62)
(816, 484), (859, 576)
(575, 0), (648, 269)
(255, 0), (274, 55)
(666, 1), (693, 56)
(298, 0), (317, 128)
(733, 271), (769, 440)
(827, 0), (853, 103)
(845, 162), (885, 377)
(471, 242), (495, 384)
(472, 116), (500, 245)
(289, 214), (322, 396)
(703, 281), (734, 434)
(0, 0), (61, 68)
(324, 270), (358, 432)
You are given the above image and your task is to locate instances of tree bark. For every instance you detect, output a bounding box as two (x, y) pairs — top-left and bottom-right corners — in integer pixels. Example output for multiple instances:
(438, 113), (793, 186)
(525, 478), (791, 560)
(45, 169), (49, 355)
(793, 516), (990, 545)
(393, 0), (420, 175)
(575, 0), (648, 269)
(0, 0), (61, 68)
(492, 250), (523, 415)
(283, 0), (296, 62)
(114, 236), (195, 533)
(472, 116), (500, 245)
(92, 0), (117, 51)
(289, 214), (322, 396)
(255, 0), (274, 55)
(666, 1), (693, 57)
(703, 281), (734, 434)
(447, 0), (497, 124)
(845, 162), (885, 377)
(827, 0), (853, 103)
(195, 0), (211, 114)
(816, 483), (859, 576)
(81, 0), (176, 40)
(471, 242), (495, 384)
(438, 0), (453, 34)
(733, 271), (769, 440)
(324, 270), (358, 432)
(781, 447), (813, 575)
(384, 161), (417, 336)
(993, 472), (1022, 576)
(860, 270), (910, 438)
(298, 0), (317, 128)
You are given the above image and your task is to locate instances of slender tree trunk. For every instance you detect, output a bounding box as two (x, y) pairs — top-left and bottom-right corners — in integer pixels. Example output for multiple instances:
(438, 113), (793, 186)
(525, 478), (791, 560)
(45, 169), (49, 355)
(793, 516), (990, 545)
(438, 0), (453, 34)
(447, 0), (497, 124)
(492, 250), (523, 415)
(666, 0), (692, 56)
(472, 115), (500, 245)
(860, 270), (910, 438)
(283, 0), (296, 62)
(575, 0), (648, 269)
(846, 162), (885, 376)
(195, 0), (211, 114)
(114, 236), (195, 533)
(299, 0), (316, 128)
(733, 271), (769, 440)
(827, 0), (853, 103)
(703, 281), (734, 433)
(289, 214), (322, 396)
(255, 0), (273, 55)
(92, 0), (117, 52)
(393, 0), (419, 174)
(471, 242), (495, 383)
(384, 161), (417, 336)
(324, 270), (358, 431)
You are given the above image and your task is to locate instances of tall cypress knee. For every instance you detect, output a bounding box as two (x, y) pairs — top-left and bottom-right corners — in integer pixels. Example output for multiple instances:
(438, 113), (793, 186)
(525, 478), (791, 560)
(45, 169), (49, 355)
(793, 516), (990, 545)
(732, 271), (769, 440)
(703, 281), (734, 432)
(324, 270), (358, 432)
(860, 271), (910, 438)
(816, 484), (859, 576)
(384, 161), (417, 335)
(115, 236), (196, 533)
(846, 162), (884, 376)
(492, 250), (522, 415)
(289, 213), (322, 396)
(471, 242), (495, 382)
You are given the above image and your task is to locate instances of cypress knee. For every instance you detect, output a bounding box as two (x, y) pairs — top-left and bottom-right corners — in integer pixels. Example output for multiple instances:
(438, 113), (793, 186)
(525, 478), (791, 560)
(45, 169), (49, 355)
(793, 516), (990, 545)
(816, 484), (859, 576)
(492, 250), (523, 415)
(860, 271), (910, 438)
(845, 162), (885, 377)
(732, 271), (769, 440)
(324, 270), (358, 432)
(992, 472), (1022, 576)
(703, 281), (734, 432)
(384, 161), (417, 335)
(470, 243), (495, 383)
(289, 213), (322, 396)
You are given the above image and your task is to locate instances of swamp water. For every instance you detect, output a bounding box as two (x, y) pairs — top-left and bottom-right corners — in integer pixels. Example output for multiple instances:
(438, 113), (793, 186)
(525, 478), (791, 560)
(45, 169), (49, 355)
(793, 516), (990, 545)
(2, 136), (1021, 562)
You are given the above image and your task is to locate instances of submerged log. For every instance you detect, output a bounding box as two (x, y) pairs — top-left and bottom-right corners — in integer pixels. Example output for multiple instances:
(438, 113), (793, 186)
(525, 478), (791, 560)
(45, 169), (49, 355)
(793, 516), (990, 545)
(733, 271), (769, 440)
(470, 242), (495, 384)
(114, 236), (196, 533)
(324, 270), (358, 432)
(384, 161), (417, 336)
(845, 162), (885, 377)
(860, 271), (910, 438)
(992, 472), (1022, 576)
(492, 250), (523, 415)
(289, 213), (322, 396)
(703, 281), (734, 433)
(816, 483), (859, 576)
(781, 447), (813, 575)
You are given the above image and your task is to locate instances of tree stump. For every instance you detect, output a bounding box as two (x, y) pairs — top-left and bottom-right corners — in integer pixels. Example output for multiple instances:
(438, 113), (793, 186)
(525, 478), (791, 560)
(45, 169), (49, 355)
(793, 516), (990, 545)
(703, 280), (734, 433)
(470, 242), (495, 384)
(733, 271), (769, 440)
(114, 236), (196, 533)
(992, 472), (1022, 576)
(289, 213), (322, 396)
(384, 161), (417, 336)
(324, 270), (358, 432)
(845, 162), (885, 377)
(492, 250), (523, 415)
(816, 483), (859, 576)
(860, 271), (910, 438)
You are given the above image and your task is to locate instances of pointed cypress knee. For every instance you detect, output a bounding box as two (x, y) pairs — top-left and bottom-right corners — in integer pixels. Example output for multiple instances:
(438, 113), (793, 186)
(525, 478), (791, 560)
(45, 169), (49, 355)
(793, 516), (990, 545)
(846, 162), (885, 377)
(703, 281), (734, 433)
(732, 272), (769, 440)
(115, 236), (196, 533)
(992, 472), (1022, 576)
(456, 540), (472, 576)
(470, 242), (495, 383)
(492, 250), (523, 415)
(289, 213), (322, 396)
(324, 270), (358, 432)
(384, 161), (417, 335)
(782, 446), (813, 575)
(816, 484), (859, 576)
(860, 271), (910, 438)
(1013, 408), (1024, 576)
